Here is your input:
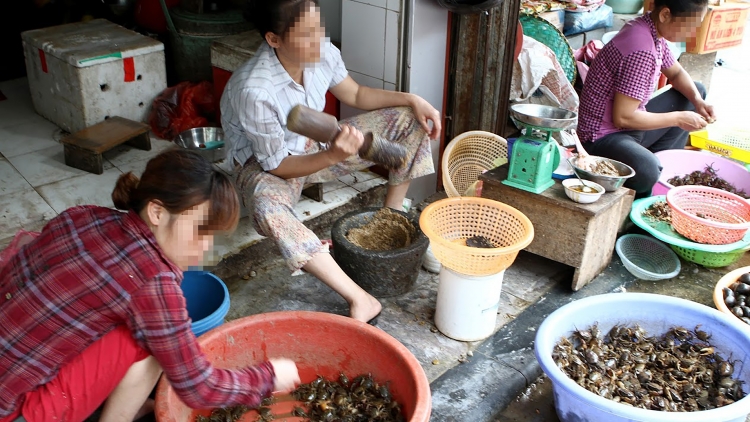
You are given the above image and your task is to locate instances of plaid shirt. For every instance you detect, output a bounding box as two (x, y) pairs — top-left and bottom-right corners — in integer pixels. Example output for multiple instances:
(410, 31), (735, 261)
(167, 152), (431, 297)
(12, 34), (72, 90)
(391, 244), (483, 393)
(0, 206), (274, 417)
(578, 14), (676, 143)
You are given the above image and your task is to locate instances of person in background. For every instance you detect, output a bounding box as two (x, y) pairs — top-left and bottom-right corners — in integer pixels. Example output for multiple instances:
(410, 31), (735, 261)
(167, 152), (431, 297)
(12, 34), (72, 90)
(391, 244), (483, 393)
(0, 149), (300, 422)
(220, 0), (442, 323)
(577, 0), (715, 197)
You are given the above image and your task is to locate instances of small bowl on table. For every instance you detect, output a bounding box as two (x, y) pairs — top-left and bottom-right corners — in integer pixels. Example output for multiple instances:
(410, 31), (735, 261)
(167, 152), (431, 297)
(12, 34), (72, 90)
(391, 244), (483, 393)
(562, 178), (605, 204)
(567, 156), (635, 192)
(713, 266), (750, 325)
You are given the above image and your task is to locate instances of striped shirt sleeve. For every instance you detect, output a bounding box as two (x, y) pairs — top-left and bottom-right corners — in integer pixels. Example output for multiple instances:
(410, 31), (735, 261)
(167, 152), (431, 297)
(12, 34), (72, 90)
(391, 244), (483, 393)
(235, 88), (289, 171)
(126, 274), (275, 409)
(325, 42), (349, 88)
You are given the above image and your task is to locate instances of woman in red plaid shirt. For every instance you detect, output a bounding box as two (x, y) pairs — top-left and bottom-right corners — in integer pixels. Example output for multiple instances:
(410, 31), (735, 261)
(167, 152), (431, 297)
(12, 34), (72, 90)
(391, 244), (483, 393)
(0, 149), (300, 422)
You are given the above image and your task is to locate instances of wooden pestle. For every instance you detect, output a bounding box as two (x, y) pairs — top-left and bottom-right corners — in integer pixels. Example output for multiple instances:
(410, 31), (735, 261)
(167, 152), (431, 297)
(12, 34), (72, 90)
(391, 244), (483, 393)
(287, 104), (407, 169)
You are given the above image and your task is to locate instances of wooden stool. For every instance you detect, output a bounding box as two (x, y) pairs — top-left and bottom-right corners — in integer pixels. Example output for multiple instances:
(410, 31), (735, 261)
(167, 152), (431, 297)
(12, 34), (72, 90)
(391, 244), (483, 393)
(61, 116), (151, 174)
(480, 164), (635, 291)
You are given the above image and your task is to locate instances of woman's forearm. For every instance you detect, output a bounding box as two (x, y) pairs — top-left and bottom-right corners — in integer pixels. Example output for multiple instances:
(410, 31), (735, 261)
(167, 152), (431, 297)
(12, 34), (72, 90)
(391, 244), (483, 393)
(614, 110), (681, 131)
(353, 86), (415, 111)
(669, 68), (703, 105)
(268, 150), (338, 179)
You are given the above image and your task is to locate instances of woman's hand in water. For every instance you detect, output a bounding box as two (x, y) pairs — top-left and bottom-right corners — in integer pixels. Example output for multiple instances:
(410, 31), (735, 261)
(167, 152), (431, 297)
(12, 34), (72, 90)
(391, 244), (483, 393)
(675, 111), (708, 132)
(269, 358), (301, 393)
(328, 124), (364, 162)
(409, 95), (442, 141)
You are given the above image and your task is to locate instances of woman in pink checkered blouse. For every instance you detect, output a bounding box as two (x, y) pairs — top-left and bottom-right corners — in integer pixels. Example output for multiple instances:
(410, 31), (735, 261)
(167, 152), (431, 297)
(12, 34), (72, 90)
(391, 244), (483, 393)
(577, 0), (716, 197)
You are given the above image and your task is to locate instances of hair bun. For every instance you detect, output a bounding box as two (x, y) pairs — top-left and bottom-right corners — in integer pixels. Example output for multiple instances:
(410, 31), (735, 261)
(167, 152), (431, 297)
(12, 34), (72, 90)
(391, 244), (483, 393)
(112, 172), (140, 210)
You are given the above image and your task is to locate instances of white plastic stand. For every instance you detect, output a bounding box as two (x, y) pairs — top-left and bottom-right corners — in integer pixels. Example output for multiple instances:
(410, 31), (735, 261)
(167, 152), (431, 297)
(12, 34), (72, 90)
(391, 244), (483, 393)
(434, 267), (505, 341)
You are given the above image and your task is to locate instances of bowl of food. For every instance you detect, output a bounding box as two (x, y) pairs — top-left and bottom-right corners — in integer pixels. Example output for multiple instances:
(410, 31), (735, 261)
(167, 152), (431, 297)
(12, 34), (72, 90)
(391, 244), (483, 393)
(713, 266), (750, 325)
(567, 156), (636, 192)
(155, 311), (431, 422)
(174, 127), (226, 163)
(562, 178), (605, 204)
(536, 292), (750, 422)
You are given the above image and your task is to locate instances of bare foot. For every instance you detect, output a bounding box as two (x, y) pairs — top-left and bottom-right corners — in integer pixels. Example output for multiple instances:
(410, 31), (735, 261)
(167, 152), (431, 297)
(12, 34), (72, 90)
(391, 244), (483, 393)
(133, 398), (154, 421)
(349, 293), (382, 322)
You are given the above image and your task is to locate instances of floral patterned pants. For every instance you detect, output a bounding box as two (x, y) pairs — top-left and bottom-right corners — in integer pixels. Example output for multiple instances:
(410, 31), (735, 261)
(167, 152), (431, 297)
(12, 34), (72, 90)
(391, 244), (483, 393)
(236, 106), (434, 274)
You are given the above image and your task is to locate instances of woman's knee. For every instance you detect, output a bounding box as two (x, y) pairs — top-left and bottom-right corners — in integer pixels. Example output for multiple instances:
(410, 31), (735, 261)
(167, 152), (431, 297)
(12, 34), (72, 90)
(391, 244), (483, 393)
(626, 156), (661, 194)
(695, 81), (707, 100)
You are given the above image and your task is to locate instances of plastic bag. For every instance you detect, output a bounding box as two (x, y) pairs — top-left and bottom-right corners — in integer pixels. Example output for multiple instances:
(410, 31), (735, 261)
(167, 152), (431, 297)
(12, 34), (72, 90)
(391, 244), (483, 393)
(149, 81), (215, 140)
(0, 230), (40, 274)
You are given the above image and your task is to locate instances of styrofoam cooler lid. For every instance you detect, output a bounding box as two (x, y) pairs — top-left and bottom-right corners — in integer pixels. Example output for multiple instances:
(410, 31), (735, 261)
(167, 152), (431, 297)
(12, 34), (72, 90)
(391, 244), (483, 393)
(21, 19), (164, 68)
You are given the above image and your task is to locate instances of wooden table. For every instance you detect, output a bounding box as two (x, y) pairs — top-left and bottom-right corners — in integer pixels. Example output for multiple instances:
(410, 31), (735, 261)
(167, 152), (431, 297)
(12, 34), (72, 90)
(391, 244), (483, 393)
(480, 165), (635, 290)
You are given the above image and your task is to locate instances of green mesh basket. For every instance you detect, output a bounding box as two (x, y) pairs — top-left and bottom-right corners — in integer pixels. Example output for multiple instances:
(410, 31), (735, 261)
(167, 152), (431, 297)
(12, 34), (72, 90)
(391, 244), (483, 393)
(519, 14), (577, 84)
(670, 244), (747, 268)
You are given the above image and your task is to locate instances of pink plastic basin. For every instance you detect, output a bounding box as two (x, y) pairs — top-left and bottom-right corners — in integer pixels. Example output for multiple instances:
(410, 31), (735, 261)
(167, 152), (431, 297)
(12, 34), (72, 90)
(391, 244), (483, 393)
(653, 149), (750, 196)
(154, 311), (431, 422)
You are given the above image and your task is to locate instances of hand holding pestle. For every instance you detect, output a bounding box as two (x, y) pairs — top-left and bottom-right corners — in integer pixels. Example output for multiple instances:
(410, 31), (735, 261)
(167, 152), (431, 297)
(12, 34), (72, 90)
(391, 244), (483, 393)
(286, 104), (407, 170)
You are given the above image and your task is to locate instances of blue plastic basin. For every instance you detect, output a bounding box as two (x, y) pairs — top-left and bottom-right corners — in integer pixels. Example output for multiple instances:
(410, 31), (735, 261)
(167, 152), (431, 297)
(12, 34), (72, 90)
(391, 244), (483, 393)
(181, 271), (230, 337)
(535, 293), (750, 422)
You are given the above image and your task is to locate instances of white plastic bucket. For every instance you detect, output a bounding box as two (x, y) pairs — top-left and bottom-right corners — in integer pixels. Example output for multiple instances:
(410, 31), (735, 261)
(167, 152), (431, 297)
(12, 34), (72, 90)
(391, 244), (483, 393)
(434, 267), (505, 341)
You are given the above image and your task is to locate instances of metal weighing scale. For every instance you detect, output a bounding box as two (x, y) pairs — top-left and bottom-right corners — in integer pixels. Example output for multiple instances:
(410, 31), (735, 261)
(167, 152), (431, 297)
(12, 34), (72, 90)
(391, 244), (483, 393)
(503, 104), (578, 194)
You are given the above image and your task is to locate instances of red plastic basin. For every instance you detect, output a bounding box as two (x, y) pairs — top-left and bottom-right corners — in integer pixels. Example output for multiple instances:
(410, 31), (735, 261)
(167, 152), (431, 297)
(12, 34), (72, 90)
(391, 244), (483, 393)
(154, 311), (431, 422)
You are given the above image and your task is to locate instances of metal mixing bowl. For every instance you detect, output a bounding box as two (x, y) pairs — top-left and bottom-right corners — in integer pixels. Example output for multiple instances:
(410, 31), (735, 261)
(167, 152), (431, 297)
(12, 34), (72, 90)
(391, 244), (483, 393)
(567, 156), (635, 192)
(509, 104), (578, 129)
(174, 127), (226, 163)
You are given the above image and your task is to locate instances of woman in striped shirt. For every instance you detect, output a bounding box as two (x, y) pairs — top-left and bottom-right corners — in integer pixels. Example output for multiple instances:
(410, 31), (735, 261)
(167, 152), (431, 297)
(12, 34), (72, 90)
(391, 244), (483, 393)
(221, 0), (442, 323)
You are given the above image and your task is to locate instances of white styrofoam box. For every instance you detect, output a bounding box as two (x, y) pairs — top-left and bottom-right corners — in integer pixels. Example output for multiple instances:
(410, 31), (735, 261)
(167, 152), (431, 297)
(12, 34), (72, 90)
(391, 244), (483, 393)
(21, 19), (166, 133)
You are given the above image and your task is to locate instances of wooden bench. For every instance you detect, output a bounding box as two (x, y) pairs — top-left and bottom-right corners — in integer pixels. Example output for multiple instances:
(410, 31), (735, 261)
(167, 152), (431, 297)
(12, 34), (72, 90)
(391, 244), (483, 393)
(480, 164), (635, 291)
(61, 116), (151, 174)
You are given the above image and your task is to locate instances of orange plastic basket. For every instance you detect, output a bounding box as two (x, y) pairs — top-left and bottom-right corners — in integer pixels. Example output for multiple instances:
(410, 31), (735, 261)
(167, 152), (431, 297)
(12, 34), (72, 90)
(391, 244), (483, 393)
(441, 131), (508, 197)
(666, 186), (750, 245)
(419, 197), (534, 276)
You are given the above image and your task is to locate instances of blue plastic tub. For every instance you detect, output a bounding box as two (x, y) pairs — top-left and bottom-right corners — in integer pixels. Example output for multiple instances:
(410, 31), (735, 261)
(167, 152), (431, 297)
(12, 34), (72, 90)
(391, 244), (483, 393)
(181, 271), (230, 337)
(535, 293), (750, 422)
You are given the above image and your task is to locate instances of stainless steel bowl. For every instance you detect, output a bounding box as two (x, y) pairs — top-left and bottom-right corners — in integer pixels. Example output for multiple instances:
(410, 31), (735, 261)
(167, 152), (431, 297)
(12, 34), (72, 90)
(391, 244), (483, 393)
(567, 156), (636, 192)
(509, 104), (578, 129)
(174, 127), (226, 163)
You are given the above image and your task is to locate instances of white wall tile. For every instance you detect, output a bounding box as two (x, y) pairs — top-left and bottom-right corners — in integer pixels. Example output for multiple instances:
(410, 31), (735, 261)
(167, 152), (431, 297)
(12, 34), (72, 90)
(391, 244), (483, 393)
(387, 0), (401, 12)
(318, 0), (342, 43)
(0, 188), (57, 238)
(0, 117), (61, 158)
(384, 82), (396, 91)
(342, 0), (386, 79)
(8, 145), (114, 188)
(353, 0), (387, 8)
(36, 167), (123, 213)
(103, 138), (178, 167)
(0, 159), (32, 196)
(384, 10), (400, 85)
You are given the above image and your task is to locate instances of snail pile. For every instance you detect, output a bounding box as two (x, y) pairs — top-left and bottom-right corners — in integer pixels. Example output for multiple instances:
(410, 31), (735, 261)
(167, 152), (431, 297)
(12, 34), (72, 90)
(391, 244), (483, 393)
(553, 324), (745, 411)
(721, 271), (750, 324)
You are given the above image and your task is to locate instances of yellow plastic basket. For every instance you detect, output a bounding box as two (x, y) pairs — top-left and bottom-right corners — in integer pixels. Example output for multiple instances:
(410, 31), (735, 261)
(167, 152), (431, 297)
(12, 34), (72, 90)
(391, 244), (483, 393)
(441, 131), (508, 198)
(419, 197), (534, 276)
(690, 126), (750, 164)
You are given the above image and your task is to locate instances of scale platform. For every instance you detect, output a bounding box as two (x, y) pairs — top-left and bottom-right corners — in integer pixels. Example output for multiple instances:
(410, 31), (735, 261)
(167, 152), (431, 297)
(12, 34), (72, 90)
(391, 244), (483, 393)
(503, 104), (576, 194)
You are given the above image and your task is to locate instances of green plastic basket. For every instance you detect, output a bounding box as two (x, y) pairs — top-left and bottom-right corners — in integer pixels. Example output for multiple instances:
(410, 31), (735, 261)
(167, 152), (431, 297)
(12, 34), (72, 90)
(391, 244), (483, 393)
(520, 14), (577, 84)
(669, 244), (748, 268)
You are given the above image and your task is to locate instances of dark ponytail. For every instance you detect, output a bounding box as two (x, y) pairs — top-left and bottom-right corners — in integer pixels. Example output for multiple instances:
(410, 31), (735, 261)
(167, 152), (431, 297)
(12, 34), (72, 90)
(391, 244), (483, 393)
(244, 0), (320, 39)
(653, 0), (708, 17)
(112, 148), (239, 232)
